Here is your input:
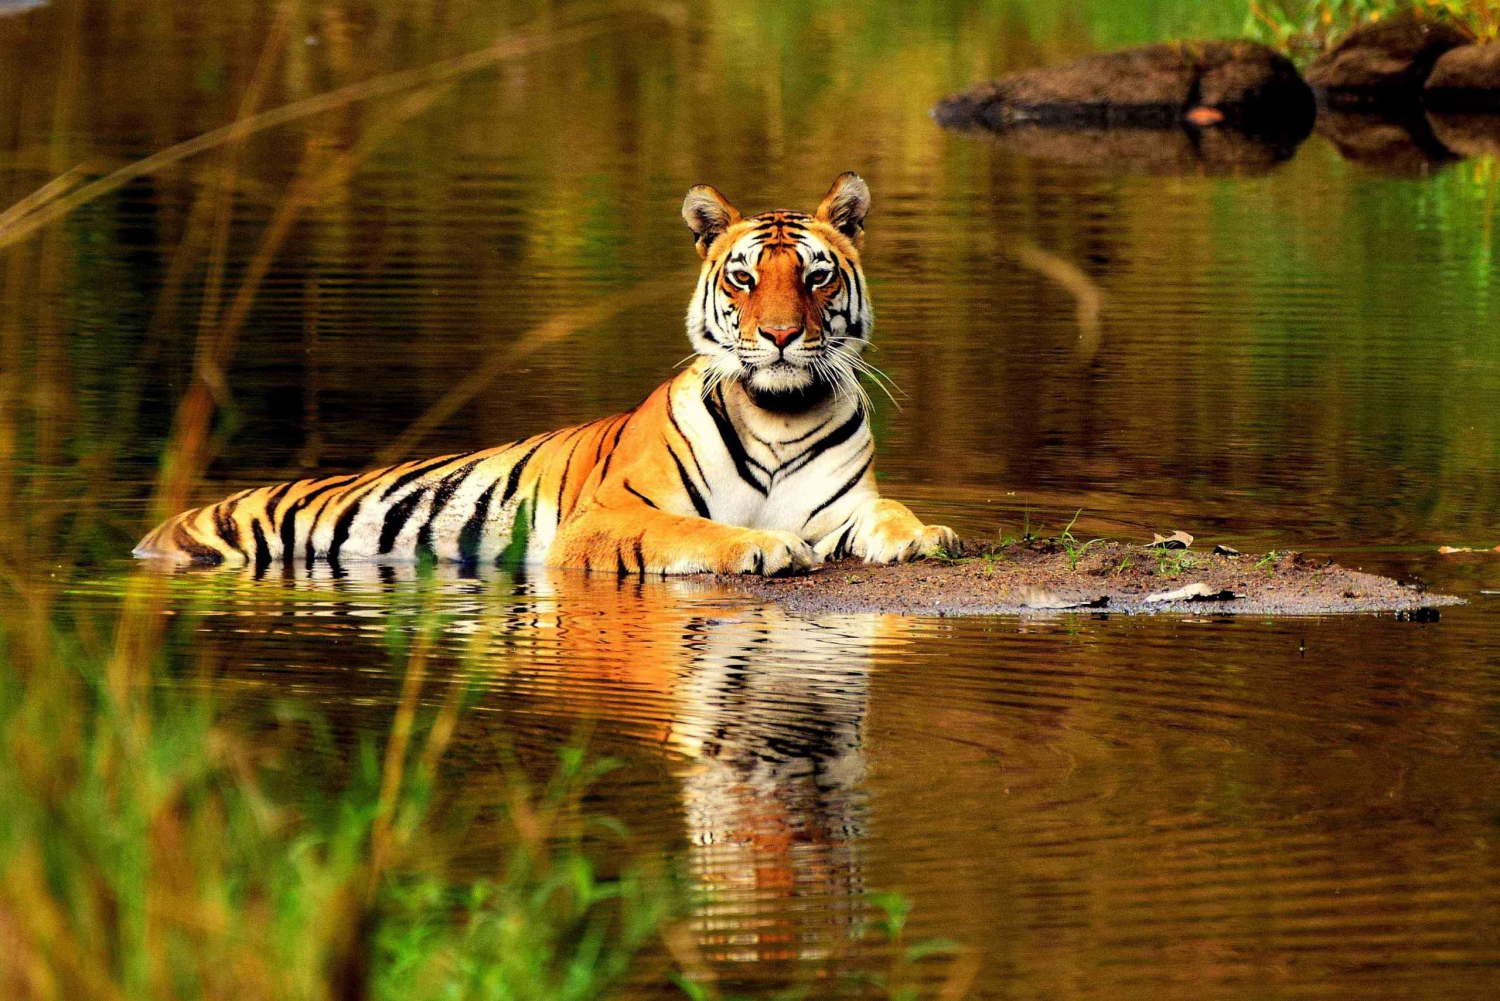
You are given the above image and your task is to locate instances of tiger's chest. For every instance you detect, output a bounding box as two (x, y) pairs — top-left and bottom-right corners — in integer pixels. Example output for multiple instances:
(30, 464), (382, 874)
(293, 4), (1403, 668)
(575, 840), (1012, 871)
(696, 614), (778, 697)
(701, 420), (873, 534)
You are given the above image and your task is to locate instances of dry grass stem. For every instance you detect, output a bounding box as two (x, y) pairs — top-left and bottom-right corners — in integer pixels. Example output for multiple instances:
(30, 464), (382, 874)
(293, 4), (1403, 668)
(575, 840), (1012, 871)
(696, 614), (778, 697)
(0, 6), (670, 252)
(376, 274), (692, 464)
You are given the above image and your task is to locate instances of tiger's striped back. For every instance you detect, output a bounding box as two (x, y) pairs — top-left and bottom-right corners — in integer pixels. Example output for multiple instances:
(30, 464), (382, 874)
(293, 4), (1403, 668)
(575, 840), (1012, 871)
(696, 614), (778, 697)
(135, 413), (633, 567)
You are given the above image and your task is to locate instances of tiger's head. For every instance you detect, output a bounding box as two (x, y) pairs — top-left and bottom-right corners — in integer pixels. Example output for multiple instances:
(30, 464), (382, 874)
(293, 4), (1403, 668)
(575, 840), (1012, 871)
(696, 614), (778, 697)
(682, 173), (874, 413)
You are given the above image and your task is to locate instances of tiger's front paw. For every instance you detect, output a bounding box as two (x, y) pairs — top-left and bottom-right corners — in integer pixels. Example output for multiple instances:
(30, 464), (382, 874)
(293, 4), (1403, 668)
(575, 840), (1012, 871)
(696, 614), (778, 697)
(722, 529), (820, 576)
(840, 498), (958, 565)
(863, 522), (958, 564)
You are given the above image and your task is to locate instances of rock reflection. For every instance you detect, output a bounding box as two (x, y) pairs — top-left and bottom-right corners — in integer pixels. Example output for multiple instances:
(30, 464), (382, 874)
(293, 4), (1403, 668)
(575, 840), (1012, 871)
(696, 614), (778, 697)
(1314, 109), (1461, 173)
(946, 122), (1307, 176)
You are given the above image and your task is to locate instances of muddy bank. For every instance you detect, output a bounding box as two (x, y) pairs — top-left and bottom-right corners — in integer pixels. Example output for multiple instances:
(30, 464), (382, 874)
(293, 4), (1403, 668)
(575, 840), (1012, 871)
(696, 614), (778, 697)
(716, 540), (1460, 617)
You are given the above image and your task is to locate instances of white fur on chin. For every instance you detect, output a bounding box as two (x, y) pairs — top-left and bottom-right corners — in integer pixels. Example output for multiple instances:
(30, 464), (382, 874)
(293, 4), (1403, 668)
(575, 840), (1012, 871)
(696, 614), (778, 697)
(747, 363), (818, 394)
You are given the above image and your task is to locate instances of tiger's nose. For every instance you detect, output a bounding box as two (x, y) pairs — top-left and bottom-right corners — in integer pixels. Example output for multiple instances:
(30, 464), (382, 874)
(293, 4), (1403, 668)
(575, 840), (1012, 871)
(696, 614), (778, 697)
(758, 325), (803, 350)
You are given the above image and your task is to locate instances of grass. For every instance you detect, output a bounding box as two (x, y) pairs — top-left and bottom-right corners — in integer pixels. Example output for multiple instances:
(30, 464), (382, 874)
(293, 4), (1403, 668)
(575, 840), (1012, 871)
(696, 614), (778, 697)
(0, 603), (682, 1001)
(1152, 548), (1199, 578)
(1056, 510), (1104, 573)
(927, 510), (1105, 572)
(0, 584), (976, 1000)
(1245, 0), (1500, 57)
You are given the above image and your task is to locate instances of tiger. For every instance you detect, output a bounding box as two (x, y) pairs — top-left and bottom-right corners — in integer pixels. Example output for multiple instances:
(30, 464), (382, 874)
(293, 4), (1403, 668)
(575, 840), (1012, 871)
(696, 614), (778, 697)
(134, 173), (957, 576)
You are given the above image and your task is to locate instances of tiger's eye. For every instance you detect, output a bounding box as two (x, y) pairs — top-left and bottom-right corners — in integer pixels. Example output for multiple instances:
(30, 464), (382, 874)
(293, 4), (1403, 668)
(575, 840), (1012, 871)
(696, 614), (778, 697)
(728, 270), (755, 288)
(807, 269), (834, 288)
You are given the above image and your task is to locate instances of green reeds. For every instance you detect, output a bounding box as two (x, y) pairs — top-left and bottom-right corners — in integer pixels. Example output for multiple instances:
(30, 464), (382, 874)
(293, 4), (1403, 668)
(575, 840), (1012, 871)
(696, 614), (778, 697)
(0, 603), (679, 1001)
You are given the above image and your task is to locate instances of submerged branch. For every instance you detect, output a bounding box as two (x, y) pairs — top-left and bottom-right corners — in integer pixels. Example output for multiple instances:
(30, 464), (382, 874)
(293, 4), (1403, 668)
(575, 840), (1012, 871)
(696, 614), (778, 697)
(1008, 241), (1105, 363)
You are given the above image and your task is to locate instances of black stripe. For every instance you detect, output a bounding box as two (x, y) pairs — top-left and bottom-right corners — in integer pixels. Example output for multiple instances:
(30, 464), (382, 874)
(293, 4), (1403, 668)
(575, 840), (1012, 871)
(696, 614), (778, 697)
(501, 433), (554, 505)
(698, 277), (717, 343)
(622, 481), (660, 509)
(616, 545), (628, 576)
(413, 455), (492, 555)
(592, 419), (610, 464)
(708, 386), (768, 495)
(213, 499), (245, 557)
(278, 475), (358, 562)
(379, 487), (428, 555)
(633, 537), (646, 574)
(668, 448), (711, 518)
(782, 405), (866, 476)
(596, 414), (632, 483)
(780, 413), (834, 447)
(666, 394), (711, 493)
(263, 480), (294, 523)
(304, 476), (372, 563)
(555, 435), (585, 525)
(251, 519), (272, 566)
(458, 481), (498, 562)
(845, 262), (864, 313)
(802, 454), (872, 529)
(327, 482), (384, 562)
(832, 521), (856, 558)
(380, 453), (465, 501)
(172, 523), (224, 564)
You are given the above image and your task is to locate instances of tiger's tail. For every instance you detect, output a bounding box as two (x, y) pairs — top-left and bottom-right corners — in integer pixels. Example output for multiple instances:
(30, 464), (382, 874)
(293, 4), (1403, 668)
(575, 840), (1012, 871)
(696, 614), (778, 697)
(134, 482), (294, 565)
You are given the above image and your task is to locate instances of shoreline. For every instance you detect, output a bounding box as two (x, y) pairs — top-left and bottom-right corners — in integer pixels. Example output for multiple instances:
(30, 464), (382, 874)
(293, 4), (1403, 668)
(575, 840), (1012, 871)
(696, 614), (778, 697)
(714, 540), (1462, 618)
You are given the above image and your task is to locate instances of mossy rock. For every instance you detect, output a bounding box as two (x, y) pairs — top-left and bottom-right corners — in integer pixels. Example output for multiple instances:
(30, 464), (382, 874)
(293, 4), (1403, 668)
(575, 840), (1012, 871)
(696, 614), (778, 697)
(1425, 43), (1500, 111)
(1306, 14), (1472, 107)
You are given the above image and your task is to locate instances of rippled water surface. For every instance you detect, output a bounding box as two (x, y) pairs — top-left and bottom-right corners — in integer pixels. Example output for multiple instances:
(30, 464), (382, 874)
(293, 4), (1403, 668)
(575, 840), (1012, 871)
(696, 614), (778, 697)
(4, 0), (1500, 996)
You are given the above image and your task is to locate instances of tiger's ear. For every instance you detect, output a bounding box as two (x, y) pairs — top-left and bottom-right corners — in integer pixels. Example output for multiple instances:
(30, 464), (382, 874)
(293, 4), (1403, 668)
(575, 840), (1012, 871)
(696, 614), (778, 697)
(682, 184), (742, 259)
(815, 172), (870, 248)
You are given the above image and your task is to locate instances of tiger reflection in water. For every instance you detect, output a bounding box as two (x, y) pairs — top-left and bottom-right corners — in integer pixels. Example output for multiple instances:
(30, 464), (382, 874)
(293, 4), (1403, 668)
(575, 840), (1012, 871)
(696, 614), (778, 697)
(178, 559), (907, 967)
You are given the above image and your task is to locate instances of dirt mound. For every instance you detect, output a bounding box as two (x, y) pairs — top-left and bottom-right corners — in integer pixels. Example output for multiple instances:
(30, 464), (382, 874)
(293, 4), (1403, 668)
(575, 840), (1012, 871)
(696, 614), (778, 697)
(717, 539), (1459, 617)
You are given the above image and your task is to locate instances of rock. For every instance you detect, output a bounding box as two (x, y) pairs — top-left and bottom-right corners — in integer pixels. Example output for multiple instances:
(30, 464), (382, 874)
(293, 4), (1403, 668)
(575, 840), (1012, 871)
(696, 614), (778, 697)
(1144, 582), (1241, 604)
(1306, 14), (1472, 107)
(1425, 43), (1500, 110)
(933, 40), (1315, 140)
(1426, 112), (1500, 157)
(1316, 109), (1459, 174)
(1019, 588), (1109, 610)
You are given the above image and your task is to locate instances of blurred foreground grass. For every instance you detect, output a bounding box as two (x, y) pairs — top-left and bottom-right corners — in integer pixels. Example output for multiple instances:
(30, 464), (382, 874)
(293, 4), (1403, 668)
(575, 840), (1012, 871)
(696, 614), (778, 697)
(0, 600), (682, 1001)
(0, 583), (973, 1000)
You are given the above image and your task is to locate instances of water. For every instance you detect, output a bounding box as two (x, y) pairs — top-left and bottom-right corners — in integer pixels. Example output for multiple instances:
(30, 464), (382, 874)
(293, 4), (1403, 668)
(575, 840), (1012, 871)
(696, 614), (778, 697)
(4, 0), (1500, 996)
